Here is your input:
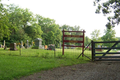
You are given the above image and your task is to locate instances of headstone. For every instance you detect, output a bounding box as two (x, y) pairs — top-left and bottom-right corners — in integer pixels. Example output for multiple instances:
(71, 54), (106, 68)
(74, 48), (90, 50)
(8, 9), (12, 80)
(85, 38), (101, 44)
(31, 41), (33, 46)
(4, 40), (5, 48)
(21, 41), (23, 48)
(60, 42), (61, 49)
(48, 44), (55, 50)
(34, 38), (44, 49)
(25, 40), (29, 48)
(10, 43), (17, 50)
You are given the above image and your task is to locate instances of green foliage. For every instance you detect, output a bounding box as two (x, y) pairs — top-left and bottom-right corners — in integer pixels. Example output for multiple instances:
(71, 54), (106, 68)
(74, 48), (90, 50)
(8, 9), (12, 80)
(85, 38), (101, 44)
(102, 28), (118, 47)
(0, 3), (12, 40)
(36, 14), (62, 46)
(116, 37), (120, 47)
(24, 23), (43, 40)
(85, 36), (91, 46)
(94, 0), (120, 28)
(0, 3), (62, 47)
(91, 29), (102, 41)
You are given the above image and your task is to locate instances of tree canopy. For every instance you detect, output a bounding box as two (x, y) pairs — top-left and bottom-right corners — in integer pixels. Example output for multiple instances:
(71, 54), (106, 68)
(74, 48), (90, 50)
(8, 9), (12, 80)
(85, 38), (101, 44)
(94, 0), (120, 29)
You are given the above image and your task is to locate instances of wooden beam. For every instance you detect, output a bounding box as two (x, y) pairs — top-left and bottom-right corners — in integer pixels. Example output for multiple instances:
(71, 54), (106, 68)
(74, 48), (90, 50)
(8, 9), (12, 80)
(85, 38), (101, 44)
(64, 35), (83, 37)
(95, 56), (120, 58)
(95, 52), (120, 54)
(99, 42), (119, 60)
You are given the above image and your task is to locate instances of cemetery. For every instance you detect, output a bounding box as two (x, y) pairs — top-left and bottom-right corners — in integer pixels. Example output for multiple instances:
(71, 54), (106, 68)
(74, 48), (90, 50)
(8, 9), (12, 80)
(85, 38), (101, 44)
(0, 0), (120, 79)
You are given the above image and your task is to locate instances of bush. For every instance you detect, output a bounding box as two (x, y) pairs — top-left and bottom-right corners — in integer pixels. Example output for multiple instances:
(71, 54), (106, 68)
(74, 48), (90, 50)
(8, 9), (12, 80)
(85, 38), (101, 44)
(31, 46), (39, 49)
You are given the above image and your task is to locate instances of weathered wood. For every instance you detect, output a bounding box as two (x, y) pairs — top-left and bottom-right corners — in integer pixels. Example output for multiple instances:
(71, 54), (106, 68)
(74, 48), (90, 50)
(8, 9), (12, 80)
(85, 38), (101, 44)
(92, 41), (95, 61)
(64, 40), (83, 43)
(64, 45), (84, 47)
(94, 41), (120, 43)
(94, 56), (120, 58)
(62, 29), (65, 55)
(99, 42), (119, 59)
(92, 41), (120, 61)
(62, 29), (85, 56)
(95, 52), (120, 54)
(95, 47), (120, 49)
(64, 35), (83, 37)
(62, 30), (85, 33)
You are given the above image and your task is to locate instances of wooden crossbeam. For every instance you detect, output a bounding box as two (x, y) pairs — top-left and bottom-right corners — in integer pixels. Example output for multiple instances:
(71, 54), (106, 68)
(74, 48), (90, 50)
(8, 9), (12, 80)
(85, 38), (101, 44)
(99, 42), (118, 60)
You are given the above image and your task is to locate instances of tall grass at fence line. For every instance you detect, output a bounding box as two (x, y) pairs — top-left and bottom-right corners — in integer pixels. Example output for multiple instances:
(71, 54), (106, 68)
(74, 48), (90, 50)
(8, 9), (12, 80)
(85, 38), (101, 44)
(0, 48), (92, 59)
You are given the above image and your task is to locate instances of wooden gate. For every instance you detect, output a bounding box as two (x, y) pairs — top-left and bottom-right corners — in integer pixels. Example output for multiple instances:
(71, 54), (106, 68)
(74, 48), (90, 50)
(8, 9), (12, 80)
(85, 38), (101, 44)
(92, 41), (120, 61)
(62, 29), (85, 56)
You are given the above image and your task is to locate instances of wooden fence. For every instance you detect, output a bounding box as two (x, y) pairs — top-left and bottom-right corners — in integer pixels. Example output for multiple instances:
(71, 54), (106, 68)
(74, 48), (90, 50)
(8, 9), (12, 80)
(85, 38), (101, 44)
(92, 41), (120, 61)
(62, 29), (85, 55)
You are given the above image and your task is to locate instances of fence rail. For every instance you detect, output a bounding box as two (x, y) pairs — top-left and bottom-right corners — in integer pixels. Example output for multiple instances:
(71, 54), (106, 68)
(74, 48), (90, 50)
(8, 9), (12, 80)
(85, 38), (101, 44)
(92, 40), (120, 61)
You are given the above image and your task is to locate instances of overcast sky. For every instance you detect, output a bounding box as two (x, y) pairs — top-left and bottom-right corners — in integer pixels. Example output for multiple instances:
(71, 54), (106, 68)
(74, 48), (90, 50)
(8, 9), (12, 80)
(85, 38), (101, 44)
(1, 0), (120, 38)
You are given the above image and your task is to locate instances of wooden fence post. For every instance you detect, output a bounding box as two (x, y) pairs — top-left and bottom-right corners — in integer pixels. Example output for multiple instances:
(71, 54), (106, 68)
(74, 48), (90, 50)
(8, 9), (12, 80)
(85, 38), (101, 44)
(62, 29), (64, 55)
(82, 30), (85, 57)
(91, 40), (95, 61)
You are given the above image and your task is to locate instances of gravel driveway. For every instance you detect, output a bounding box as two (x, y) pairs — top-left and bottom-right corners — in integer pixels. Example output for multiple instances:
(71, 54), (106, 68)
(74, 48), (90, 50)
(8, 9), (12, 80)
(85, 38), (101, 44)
(19, 61), (120, 80)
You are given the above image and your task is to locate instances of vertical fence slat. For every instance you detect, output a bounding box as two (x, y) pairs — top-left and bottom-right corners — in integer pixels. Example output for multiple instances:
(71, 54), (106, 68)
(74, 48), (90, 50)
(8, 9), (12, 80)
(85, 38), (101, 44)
(92, 40), (95, 61)
(62, 29), (64, 55)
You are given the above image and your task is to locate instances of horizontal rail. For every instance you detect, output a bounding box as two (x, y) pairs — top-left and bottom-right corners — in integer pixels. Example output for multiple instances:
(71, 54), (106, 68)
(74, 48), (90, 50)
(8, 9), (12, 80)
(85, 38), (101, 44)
(63, 45), (84, 47)
(63, 35), (83, 37)
(94, 56), (120, 58)
(95, 52), (120, 54)
(62, 31), (85, 32)
(93, 41), (120, 43)
(95, 47), (120, 49)
(64, 40), (83, 43)
(94, 59), (120, 61)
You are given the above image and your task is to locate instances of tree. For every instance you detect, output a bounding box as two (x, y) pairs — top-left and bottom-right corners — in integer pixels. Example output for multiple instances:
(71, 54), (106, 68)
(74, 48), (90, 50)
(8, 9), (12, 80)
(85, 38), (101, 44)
(91, 29), (102, 47)
(6, 4), (36, 43)
(94, 0), (120, 29)
(24, 23), (43, 40)
(116, 37), (120, 47)
(91, 29), (101, 41)
(10, 28), (31, 43)
(85, 36), (91, 46)
(36, 14), (62, 46)
(0, 3), (12, 40)
(102, 28), (118, 47)
(7, 4), (33, 29)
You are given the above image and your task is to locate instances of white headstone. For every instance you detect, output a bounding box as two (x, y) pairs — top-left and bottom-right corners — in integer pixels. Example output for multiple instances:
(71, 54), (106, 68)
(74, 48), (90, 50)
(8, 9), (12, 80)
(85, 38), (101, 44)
(4, 40), (5, 48)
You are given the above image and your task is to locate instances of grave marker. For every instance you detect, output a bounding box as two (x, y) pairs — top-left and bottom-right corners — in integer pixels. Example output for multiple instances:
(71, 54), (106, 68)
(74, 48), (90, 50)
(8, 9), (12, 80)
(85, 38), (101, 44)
(10, 43), (17, 50)
(4, 40), (5, 48)
(21, 41), (23, 48)
(34, 38), (44, 49)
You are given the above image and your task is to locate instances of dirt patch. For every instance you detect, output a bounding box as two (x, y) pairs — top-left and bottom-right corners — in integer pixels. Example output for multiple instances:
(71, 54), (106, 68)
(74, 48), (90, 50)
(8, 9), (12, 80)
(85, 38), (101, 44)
(18, 61), (120, 80)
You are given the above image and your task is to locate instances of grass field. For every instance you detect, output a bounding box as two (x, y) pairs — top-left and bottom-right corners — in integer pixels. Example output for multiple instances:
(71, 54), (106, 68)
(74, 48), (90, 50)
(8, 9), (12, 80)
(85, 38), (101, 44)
(0, 48), (91, 80)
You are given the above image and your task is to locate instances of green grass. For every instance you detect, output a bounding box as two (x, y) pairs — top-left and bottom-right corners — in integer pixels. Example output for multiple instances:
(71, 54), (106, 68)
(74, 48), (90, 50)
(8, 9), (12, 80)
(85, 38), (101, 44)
(0, 48), (91, 80)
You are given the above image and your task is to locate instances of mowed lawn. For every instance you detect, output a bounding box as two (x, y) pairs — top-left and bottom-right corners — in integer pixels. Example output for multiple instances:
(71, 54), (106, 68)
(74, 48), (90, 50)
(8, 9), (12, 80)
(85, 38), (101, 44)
(0, 48), (91, 80)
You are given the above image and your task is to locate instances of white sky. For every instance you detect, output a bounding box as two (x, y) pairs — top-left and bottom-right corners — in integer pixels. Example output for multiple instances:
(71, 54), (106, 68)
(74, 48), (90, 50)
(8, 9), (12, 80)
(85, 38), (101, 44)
(1, 0), (120, 38)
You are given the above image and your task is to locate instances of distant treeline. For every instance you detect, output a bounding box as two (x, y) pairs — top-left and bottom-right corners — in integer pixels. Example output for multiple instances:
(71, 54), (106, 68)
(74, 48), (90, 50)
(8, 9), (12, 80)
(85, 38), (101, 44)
(0, 3), (91, 47)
